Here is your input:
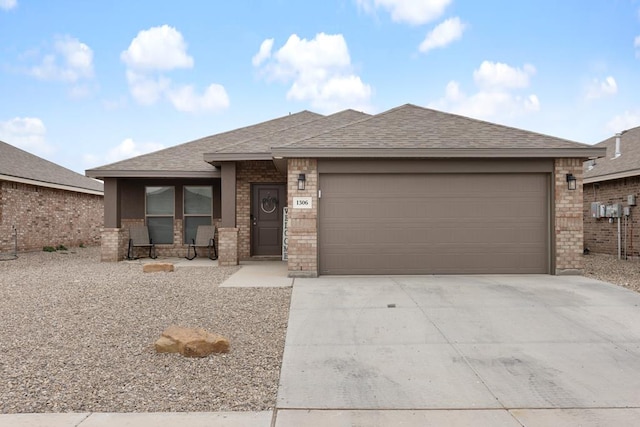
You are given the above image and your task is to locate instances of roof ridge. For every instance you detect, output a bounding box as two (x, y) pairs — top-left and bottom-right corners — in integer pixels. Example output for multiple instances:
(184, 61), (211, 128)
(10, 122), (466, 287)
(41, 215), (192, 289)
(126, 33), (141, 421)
(274, 109), (372, 149)
(270, 109), (375, 149)
(211, 110), (334, 154)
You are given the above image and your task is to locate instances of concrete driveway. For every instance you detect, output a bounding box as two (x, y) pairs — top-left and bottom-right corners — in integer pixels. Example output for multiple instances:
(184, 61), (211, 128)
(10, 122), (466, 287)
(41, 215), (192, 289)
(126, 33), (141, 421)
(276, 275), (640, 426)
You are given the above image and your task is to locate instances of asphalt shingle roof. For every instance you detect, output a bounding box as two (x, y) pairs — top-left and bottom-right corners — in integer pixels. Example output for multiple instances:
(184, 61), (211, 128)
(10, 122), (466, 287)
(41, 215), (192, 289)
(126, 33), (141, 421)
(87, 111), (322, 175)
(283, 104), (594, 150)
(584, 126), (640, 181)
(0, 140), (103, 193)
(87, 103), (605, 179)
(213, 109), (370, 155)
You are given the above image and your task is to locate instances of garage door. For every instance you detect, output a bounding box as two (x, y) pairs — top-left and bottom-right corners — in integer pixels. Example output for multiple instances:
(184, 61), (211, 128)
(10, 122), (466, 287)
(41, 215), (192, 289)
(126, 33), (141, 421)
(319, 173), (549, 275)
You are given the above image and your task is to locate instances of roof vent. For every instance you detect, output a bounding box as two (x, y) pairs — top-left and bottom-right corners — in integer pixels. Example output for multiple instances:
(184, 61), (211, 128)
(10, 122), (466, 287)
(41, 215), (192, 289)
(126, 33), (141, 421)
(613, 133), (621, 159)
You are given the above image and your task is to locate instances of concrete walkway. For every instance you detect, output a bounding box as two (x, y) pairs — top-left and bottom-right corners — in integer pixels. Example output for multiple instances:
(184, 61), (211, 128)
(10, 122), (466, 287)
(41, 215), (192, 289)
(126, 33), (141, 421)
(4, 272), (640, 426)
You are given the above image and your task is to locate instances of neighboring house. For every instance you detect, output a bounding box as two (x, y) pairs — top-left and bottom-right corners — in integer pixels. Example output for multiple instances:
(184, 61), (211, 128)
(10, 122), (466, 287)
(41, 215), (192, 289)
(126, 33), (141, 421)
(0, 140), (104, 253)
(86, 104), (604, 276)
(583, 126), (640, 258)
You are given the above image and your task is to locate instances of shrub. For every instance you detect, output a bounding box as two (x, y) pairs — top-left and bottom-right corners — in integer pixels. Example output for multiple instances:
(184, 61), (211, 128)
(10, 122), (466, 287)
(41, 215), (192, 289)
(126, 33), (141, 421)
(43, 246), (56, 252)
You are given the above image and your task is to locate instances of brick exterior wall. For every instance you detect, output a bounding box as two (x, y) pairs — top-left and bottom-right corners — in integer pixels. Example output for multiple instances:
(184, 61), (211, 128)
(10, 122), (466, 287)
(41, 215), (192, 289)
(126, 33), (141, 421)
(236, 160), (287, 260)
(286, 159), (318, 277)
(583, 176), (640, 258)
(100, 228), (128, 262)
(0, 180), (103, 253)
(554, 158), (584, 274)
(218, 227), (239, 266)
(101, 217), (222, 261)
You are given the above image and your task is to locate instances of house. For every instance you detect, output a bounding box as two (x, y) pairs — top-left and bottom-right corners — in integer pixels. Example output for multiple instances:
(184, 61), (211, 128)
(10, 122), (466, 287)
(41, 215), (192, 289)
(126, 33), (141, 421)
(583, 126), (640, 258)
(0, 140), (104, 253)
(86, 104), (604, 276)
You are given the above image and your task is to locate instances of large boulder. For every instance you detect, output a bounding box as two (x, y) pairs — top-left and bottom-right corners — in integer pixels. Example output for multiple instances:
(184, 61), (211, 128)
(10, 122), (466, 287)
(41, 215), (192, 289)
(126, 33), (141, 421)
(155, 325), (230, 357)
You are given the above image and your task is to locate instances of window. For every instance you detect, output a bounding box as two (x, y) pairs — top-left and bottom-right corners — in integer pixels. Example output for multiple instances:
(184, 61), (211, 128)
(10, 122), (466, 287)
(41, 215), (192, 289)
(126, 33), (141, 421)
(184, 186), (213, 243)
(146, 186), (174, 244)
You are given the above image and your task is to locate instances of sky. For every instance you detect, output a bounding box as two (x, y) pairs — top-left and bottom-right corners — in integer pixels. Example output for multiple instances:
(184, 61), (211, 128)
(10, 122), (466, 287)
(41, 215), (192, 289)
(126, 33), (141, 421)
(1, 0), (639, 174)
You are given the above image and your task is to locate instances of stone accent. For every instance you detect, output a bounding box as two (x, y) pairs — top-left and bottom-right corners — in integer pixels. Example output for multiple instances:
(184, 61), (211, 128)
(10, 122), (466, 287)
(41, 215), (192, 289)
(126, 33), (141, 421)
(236, 161), (287, 260)
(143, 263), (175, 273)
(555, 158), (584, 274)
(218, 227), (239, 266)
(287, 159), (318, 277)
(584, 176), (640, 258)
(0, 180), (103, 253)
(155, 325), (230, 358)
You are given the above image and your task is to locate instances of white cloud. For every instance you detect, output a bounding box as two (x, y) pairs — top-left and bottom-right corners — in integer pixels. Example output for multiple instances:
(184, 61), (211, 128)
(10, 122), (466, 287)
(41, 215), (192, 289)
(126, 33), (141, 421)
(585, 76), (617, 100)
(0, 0), (16, 10)
(0, 117), (53, 155)
(121, 25), (193, 71)
(607, 111), (640, 133)
(473, 61), (535, 90)
(419, 17), (465, 53)
(104, 138), (165, 164)
(429, 61), (540, 120)
(121, 25), (228, 113)
(254, 33), (372, 113)
(252, 38), (274, 66)
(635, 35), (640, 58)
(29, 35), (94, 83)
(356, 0), (451, 25)
(166, 84), (229, 112)
(125, 71), (170, 105)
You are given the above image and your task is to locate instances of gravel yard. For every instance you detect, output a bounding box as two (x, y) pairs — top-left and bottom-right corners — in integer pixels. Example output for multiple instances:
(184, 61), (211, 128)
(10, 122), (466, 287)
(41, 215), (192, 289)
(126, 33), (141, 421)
(0, 247), (291, 413)
(583, 253), (640, 293)
(1, 247), (637, 414)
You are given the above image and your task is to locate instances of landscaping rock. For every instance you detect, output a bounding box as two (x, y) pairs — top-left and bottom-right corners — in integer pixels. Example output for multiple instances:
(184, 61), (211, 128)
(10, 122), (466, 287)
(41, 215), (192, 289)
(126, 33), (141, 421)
(155, 325), (230, 357)
(143, 263), (174, 273)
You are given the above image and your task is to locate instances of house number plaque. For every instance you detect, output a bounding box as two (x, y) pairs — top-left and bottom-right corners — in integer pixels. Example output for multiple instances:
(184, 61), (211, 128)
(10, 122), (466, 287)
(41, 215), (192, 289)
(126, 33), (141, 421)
(293, 197), (312, 209)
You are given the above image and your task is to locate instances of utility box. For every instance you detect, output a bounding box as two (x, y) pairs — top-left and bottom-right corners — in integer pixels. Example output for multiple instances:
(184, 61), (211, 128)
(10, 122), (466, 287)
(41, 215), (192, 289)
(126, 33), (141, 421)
(591, 202), (602, 218)
(599, 204), (607, 218)
(624, 206), (631, 216)
(605, 203), (623, 218)
(628, 195), (636, 206)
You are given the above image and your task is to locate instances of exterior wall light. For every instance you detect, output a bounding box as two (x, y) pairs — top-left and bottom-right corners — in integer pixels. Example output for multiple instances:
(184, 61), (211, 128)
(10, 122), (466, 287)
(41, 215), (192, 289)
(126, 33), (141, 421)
(297, 173), (306, 190)
(566, 173), (577, 191)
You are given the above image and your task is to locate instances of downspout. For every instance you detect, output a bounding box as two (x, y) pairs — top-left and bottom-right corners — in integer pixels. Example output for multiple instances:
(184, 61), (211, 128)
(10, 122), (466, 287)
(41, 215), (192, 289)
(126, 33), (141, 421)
(614, 133), (622, 259)
(618, 217), (622, 260)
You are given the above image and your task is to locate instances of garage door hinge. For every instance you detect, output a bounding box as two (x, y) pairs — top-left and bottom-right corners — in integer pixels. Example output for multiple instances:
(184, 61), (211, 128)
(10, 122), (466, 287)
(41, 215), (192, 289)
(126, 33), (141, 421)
(318, 189), (321, 198)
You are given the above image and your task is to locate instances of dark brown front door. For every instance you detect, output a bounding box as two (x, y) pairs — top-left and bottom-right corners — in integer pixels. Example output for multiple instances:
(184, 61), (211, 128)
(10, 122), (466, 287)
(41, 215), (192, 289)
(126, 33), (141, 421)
(251, 183), (286, 256)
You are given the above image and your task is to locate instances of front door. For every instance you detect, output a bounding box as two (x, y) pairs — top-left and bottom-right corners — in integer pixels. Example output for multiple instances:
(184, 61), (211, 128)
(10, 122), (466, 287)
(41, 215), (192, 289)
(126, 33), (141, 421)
(251, 183), (286, 256)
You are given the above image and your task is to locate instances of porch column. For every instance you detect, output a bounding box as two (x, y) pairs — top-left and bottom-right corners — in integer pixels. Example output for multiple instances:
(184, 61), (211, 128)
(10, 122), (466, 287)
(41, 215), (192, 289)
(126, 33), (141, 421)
(101, 178), (125, 262)
(219, 162), (239, 266)
(220, 162), (236, 228)
(103, 178), (121, 228)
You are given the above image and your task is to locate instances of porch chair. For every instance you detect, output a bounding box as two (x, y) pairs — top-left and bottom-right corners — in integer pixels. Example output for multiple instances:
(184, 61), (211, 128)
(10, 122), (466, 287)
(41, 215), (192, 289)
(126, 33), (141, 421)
(127, 225), (157, 260)
(186, 225), (217, 260)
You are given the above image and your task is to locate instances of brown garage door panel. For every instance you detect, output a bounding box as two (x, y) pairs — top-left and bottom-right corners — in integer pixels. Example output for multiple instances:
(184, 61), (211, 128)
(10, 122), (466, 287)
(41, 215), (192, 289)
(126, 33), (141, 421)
(319, 173), (549, 275)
